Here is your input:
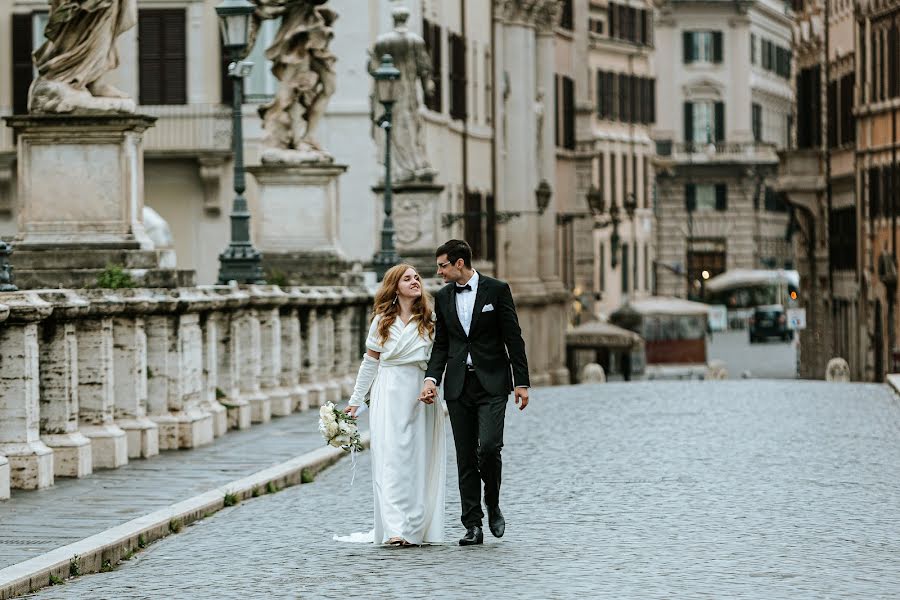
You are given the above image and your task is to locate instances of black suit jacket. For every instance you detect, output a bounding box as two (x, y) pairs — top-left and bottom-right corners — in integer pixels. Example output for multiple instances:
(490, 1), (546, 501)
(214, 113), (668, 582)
(425, 275), (530, 401)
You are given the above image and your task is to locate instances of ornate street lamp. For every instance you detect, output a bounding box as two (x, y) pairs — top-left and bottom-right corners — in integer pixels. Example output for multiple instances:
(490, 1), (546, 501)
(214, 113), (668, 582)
(371, 54), (402, 281)
(216, 0), (264, 285)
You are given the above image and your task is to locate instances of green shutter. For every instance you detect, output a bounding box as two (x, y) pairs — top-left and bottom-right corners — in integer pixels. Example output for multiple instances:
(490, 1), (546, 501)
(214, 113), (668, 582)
(713, 31), (723, 63)
(683, 32), (694, 64)
(684, 102), (694, 143)
(715, 184), (727, 211)
(686, 184), (696, 212)
(714, 102), (725, 142)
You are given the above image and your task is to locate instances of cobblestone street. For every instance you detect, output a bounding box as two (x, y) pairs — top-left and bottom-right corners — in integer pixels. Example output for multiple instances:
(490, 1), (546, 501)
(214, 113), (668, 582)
(28, 381), (900, 599)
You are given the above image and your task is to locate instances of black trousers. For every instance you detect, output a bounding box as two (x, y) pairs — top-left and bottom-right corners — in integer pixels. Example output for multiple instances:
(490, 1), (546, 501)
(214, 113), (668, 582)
(447, 369), (507, 528)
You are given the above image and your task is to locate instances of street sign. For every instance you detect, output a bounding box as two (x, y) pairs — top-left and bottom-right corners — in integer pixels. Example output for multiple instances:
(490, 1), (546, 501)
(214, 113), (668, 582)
(787, 308), (806, 330)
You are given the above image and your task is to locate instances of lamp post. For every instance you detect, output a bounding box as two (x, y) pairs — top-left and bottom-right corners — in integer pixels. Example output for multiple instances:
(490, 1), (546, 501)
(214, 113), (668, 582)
(216, 0), (264, 285)
(371, 54), (402, 281)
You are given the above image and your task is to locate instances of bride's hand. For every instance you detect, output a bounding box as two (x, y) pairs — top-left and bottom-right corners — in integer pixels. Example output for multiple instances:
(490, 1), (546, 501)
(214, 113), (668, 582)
(344, 405), (359, 418)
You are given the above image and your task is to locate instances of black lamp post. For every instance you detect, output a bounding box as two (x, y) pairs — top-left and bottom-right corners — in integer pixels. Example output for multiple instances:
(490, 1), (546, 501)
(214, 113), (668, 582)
(371, 54), (402, 281)
(216, 0), (264, 285)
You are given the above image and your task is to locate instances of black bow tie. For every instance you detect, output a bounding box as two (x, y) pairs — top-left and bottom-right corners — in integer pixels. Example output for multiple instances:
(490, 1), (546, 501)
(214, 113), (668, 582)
(455, 284), (472, 293)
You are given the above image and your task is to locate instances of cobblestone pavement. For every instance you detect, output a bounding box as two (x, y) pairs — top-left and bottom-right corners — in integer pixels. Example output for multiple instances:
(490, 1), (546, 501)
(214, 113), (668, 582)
(28, 381), (900, 599)
(708, 330), (798, 379)
(0, 409), (325, 569)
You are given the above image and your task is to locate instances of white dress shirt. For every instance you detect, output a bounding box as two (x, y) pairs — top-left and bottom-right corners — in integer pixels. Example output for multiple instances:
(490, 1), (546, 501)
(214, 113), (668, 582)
(455, 271), (479, 366)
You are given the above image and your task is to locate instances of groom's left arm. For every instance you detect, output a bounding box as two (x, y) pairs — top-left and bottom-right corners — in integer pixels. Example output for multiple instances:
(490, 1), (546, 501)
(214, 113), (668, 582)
(497, 282), (530, 389)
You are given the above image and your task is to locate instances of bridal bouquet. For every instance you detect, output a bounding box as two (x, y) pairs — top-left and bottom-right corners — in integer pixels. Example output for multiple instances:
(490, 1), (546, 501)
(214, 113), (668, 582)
(318, 402), (363, 453)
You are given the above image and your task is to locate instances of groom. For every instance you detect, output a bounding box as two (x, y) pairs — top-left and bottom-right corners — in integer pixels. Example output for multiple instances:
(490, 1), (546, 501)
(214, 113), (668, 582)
(420, 239), (530, 546)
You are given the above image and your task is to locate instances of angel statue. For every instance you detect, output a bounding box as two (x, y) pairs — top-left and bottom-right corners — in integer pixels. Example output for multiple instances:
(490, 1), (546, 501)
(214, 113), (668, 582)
(29, 0), (137, 114)
(250, 0), (338, 163)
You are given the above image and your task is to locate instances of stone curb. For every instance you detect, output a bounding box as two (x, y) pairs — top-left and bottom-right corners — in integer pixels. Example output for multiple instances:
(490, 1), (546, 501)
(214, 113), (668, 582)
(0, 432), (371, 599)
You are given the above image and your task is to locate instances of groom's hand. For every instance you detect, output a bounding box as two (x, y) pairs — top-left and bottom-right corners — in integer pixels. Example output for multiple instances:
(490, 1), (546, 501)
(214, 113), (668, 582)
(514, 387), (529, 410)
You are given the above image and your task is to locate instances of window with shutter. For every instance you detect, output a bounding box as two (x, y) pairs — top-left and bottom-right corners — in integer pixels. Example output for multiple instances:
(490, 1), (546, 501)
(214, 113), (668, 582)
(715, 184), (727, 211)
(449, 32), (466, 120)
(827, 80), (838, 148)
(869, 168), (882, 219)
(464, 189), (482, 259)
(554, 74), (561, 148)
(714, 102), (724, 142)
(683, 32), (694, 64)
(485, 193), (497, 262)
(684, 184), (694, 212)
(560, 0), (574, 30)
(562, 76), (575, 150)
(597, 70), (606, 118)
(684, 102), (693, 143)
(712, 31), (723, 63)
(139, 9), (187, 105)
(649, 79), (656, 124)
(752, 103), (762, 142)
(424, 19), (443, 113)
(12, 14), (34, 114)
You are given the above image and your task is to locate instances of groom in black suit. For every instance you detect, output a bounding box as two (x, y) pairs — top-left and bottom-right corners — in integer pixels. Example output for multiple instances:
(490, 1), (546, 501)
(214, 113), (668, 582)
(420, 239), (530, 546)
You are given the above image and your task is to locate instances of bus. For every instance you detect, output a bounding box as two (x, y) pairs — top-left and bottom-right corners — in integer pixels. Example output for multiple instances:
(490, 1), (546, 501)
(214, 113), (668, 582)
(703, 269), (800, 329)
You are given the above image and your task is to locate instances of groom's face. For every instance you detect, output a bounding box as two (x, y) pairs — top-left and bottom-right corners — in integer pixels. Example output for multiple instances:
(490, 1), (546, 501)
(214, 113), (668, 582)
(435, 254), (463, 283)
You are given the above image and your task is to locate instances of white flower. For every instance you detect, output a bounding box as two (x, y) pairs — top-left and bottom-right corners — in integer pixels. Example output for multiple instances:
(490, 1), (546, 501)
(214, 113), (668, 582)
(326, 421), (339, 438)
(319, 404), (333, 420)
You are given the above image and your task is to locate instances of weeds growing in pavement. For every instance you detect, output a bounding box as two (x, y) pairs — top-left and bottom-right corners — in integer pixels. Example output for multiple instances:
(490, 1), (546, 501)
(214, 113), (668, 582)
(168, 518), (183, 534)
(224, 492), (239, 507)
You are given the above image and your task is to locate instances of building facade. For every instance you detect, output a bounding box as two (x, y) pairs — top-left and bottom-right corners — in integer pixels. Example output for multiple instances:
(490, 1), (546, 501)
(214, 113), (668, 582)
(778, 0), (899, 381)
(552, 0), (657, 320)
(653, 0), (795, 300)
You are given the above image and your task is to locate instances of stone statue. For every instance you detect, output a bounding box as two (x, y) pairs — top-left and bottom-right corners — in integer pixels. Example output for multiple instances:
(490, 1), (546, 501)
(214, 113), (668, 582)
(30, 0), (137, 114)
(250, 0), (337, 164)
(825, 357), (851, 382)
(368, 5), (436, 183)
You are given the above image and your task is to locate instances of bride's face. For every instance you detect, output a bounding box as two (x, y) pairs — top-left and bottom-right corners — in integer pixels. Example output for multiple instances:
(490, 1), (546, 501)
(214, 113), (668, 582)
(396, 268), (422, 300)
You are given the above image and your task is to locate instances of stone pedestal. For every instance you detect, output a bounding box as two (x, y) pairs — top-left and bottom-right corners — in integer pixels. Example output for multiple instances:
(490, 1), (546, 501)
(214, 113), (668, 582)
(248, 163), (350, 284)
(373, 181), (445, 276)
(4, 114), (194, 289)
(0, 293), (56, 489)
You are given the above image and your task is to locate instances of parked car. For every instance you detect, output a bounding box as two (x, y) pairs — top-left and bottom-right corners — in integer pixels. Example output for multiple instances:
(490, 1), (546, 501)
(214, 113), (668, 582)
(749, 305), (792, 343)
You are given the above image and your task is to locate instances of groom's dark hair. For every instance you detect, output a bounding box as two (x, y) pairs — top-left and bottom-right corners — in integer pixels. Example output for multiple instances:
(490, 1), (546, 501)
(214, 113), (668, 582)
(436, 239), (473, 268)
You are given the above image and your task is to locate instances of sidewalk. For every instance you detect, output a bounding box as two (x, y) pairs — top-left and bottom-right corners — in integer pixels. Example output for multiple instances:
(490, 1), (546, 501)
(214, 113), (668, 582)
(0, 408), (336, 572)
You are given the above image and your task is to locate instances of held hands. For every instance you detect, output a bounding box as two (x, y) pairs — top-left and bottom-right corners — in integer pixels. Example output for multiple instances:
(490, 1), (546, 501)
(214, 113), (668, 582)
(418, 380), (438, 404)
(514, 387), (529, 411)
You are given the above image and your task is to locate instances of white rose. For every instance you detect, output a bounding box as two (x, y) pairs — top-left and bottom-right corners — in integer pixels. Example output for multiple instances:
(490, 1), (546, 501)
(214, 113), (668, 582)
(319, 404), (332, 420)
(326, 422), (339, 438)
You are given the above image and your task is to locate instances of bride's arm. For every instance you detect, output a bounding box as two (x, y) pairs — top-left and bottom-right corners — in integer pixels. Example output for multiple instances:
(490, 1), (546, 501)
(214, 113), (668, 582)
(346, 349), (380, 417)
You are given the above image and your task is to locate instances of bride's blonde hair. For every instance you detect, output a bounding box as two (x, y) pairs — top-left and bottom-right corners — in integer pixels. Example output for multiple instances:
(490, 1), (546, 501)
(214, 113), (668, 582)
(372, 264), (434, 345)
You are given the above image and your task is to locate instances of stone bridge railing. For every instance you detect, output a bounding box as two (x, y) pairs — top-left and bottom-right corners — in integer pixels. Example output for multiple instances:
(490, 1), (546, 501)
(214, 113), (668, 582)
(0, 285), (372, 499)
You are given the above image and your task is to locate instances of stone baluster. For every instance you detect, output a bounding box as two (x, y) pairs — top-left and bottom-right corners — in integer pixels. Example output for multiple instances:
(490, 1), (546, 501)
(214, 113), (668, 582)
(35, 290), (93, 477)
(279, 291), (309, 412)
(299, 293), (326, 406)
(112, 290), (159, 459)
(197, 290), (228, 437)
(235, 304), (270, 424)
(319, 290), (341, 403)
(0, 293), (54, 490)
(333, 290), (357, 398)
(250, 285), (292, 417)
(210, 287), (252, 430)
(78, 291), (129, 470)
(0, 300), (7, 500)
(169, 289), (215, 448)
(143, 292), (180, 450)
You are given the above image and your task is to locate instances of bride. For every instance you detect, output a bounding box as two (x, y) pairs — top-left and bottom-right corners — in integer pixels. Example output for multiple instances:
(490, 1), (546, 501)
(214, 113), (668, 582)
(343, 263), (446, 546)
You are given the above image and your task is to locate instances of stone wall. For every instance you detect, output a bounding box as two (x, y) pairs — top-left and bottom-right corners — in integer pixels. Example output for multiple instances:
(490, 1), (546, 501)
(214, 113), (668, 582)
(0, 285), (371, 499)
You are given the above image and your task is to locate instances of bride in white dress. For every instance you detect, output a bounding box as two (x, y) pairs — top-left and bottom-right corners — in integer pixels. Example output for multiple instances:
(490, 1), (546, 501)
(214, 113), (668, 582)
(343, 264), (446, 546)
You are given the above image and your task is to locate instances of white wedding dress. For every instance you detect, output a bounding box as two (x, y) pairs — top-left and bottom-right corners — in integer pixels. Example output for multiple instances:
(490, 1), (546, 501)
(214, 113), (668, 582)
(337, 315), (446, 545)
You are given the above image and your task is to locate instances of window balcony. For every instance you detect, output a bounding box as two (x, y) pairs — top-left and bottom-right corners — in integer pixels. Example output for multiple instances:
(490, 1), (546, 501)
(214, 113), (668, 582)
(654, 140), (780, 165)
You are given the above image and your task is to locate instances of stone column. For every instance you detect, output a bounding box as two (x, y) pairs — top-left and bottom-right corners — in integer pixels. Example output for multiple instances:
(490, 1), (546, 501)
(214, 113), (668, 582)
(78, 293), (130, 469)
(333, 291), (357, 398)
(144, 294), (180, 450)
(35, 291), (93, 477)
(279, 296), (310, 412)
(0, 454), (9, 501)
(250, 286), (292, 416)
(0, 293), (54, 489)
(112, 291), (160, 459)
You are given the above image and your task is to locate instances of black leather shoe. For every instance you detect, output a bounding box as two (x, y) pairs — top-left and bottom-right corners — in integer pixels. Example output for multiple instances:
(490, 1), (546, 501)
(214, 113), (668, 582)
(459, 526), (484, 546)
(487, 505), (505, 538)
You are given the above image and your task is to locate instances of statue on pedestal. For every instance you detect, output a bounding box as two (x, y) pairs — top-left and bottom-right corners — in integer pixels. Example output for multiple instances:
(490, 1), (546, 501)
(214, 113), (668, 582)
(30, 0), (137, 114)
(250, 0), (337, 164)
(368, 5), (436, 183)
